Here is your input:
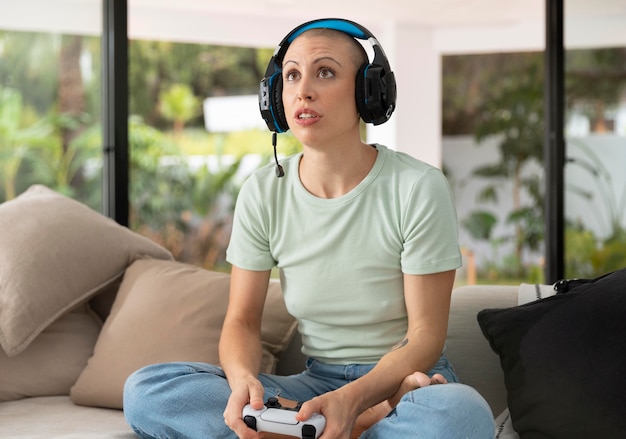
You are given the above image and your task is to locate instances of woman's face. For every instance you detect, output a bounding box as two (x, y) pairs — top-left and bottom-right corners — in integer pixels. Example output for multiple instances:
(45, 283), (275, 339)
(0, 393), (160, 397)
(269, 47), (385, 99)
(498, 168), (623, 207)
(281, 32), (362, 148)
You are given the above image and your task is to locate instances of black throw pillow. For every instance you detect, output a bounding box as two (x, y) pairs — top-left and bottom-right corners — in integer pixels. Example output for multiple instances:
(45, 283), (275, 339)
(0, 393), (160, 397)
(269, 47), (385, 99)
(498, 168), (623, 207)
(477, 269), (626, 439)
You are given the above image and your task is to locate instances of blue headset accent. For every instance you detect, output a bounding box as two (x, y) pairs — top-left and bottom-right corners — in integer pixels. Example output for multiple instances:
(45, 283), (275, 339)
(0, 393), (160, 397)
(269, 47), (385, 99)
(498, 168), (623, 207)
(286, 19), (368, 43)
(267, 74), (286, 134)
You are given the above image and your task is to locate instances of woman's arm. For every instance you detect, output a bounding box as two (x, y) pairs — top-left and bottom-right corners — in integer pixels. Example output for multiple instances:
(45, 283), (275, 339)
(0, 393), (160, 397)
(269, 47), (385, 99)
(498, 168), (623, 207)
(220, 265), (272, 438)
(297, 269), (456, 438)
(347, 269), (455, 406)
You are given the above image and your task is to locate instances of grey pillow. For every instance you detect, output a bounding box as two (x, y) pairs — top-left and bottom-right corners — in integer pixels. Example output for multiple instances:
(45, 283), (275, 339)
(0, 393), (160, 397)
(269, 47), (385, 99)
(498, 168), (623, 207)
(0, 185), (172, 357)
(0, 306), (101, 401)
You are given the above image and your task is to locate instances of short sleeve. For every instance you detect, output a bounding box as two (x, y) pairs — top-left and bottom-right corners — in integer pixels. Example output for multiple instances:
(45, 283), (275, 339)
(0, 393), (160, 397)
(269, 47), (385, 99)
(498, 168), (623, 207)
(226, 176), (277, 271)
(400, 168), (462, 275)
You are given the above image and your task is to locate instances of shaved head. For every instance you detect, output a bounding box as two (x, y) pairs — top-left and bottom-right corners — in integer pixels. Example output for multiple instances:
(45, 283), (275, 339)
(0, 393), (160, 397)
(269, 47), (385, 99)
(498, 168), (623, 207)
(295, 28), (369, 71)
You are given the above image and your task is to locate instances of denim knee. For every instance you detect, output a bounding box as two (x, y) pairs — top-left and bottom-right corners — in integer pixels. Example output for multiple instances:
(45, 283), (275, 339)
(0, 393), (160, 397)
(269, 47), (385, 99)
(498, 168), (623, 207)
(123, 363), (170, 425)
(362, 383), (494, 439)
(123, 362), (233, 439)
(405, 383), (494, 438)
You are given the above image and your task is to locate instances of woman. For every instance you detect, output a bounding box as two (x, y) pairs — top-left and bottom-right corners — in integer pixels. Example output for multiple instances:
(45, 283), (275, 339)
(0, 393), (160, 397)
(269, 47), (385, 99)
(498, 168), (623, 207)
(124, 19), (494, 439)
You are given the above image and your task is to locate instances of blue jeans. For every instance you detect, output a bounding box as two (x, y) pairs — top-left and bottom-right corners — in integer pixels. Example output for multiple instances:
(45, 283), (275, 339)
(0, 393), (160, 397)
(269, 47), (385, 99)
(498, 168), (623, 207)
(124, 355), (494, 438)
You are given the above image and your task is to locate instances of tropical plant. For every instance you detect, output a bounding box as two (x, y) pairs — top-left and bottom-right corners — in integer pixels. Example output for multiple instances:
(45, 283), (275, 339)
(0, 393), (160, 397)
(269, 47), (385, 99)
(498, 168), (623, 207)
(566, 139), (626, 240)
(565, 139), (626, 277)
(128, 40), (266, 128)
(127, 117), (189, 230)
(0, 87), (53, 200)
(462, 210), (497, 241)
(186, 154), (243, 269)
(127, 117), (246, 269)
(158, 83), (200, 135)
(471, 59), (545, 273)
(27, 111), (98, 198)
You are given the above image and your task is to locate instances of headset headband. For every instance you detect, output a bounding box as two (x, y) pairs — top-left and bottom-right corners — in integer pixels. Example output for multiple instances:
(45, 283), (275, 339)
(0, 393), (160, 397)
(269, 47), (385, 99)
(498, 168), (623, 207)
(265, 18), (389, 80)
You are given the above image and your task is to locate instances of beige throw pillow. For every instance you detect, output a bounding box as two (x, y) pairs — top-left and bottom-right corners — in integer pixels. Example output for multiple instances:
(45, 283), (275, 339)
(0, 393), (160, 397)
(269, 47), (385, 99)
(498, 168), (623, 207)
(0, 306), (101, 401)
(70, 259), (297, 409)
(0, 185), (173, 357)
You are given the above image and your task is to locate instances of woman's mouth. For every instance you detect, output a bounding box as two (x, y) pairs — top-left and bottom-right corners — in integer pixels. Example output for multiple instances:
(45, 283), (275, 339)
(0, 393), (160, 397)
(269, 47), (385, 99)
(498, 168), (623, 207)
(295, 109), (321, 125)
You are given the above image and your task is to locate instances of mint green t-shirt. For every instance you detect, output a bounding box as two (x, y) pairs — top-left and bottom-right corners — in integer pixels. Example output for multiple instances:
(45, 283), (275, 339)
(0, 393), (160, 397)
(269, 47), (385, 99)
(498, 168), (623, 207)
(226, 144), (461, 364)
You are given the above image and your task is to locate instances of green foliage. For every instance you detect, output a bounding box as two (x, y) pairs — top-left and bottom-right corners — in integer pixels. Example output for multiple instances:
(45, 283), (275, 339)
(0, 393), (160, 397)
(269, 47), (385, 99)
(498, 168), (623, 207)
(443, 48), (626, 136)
(127, 118), (246, 269)
(129, 40), (265, 128)
(470, 57), (545, 274)
(0, 32), (60, 115)
(32, 112), (98, 194)
(0, 87), (53, 200)
(506, 205), (543, 252)
(564, 139), (626, 277)
(128, 117), (189, 229)
(0, 85), (101, 205)
(567, 139), (626, 237)
(565, 222), (626, 278)
(0, 30), (282, 270)
(474, 60), (544, 174)
(593, 232), (626, 274)
(566, 48), (626, 108)
(443, 52), (546, 135)
(158, 83), (200, 132)
(462, 210), (497, 240)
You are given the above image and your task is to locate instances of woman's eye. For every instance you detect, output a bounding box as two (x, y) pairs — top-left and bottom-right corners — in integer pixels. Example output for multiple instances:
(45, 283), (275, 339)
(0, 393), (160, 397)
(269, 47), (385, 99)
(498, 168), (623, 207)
(285, 71), (300, 82)
(318, 68), (335, 79)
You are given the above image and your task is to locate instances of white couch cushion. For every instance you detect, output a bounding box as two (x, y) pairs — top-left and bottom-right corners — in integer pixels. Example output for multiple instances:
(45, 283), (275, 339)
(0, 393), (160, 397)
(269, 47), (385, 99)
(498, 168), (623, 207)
(0, 396), (135, 438)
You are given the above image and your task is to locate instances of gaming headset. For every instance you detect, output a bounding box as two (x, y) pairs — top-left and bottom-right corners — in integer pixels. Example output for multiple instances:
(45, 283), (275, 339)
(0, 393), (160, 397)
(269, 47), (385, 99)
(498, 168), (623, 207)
(258, 18), (397, 134)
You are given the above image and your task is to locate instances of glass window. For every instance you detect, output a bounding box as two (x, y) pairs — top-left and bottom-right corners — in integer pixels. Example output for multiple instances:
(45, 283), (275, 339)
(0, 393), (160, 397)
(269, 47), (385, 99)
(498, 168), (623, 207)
(443, 6), (626, 283)
(442, 52), (545, 284)
(0, 1), (102, 209)
(564, 44), (626, 277)
(126, 4), (301, 270)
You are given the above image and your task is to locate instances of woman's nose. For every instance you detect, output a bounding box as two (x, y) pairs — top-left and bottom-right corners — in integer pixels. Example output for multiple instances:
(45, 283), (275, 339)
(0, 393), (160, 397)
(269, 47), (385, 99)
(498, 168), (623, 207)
(296, 77), (314, 100)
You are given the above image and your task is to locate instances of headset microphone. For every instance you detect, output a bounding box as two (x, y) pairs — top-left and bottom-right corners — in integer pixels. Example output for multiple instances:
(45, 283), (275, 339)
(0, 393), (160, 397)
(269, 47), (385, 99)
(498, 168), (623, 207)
(272, 132), (285, 177)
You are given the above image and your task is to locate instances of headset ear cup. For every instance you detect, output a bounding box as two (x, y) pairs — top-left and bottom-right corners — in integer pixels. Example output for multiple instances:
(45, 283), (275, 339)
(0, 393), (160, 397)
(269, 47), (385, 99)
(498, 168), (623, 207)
(259, 72), (288, 132)
(271, 75), (288, 132)
(356, 64), (396, 125)
(355, 64), (371, 122)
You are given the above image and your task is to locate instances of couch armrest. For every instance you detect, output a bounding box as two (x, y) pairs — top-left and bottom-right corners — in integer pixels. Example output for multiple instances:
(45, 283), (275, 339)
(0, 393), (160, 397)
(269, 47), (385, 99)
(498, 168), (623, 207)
(445, 285), (517, 416)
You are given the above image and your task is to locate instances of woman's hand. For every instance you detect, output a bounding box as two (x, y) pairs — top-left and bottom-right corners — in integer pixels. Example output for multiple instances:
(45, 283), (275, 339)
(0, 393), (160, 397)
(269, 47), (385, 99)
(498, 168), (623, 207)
(295, 372), (447, 439)
(223, 377), (266, 439)
(352, 372), (447, 438)
(296, 389), (361, 439)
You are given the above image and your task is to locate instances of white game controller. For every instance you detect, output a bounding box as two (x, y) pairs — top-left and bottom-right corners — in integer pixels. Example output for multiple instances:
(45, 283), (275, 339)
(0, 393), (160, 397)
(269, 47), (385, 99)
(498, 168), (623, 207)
(243, 397), (326, 439)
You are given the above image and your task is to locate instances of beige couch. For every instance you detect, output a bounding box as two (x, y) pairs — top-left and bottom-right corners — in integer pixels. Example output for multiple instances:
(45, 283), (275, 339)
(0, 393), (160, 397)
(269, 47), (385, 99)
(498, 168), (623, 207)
(0, 185), (517, 438)
(0, 285), (517, 438)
